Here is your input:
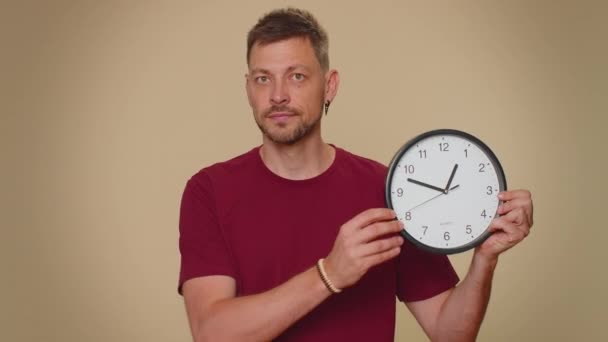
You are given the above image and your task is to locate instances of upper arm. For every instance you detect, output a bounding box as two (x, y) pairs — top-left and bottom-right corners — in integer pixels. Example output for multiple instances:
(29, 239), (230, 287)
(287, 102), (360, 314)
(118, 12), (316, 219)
(405, 288), (453, 339)
(182, 275), (237, 339)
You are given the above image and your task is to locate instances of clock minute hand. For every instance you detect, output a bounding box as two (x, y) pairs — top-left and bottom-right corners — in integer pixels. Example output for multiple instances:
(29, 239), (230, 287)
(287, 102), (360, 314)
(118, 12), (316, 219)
(407, 178), (445, 193)
(444, 164), (459, 194)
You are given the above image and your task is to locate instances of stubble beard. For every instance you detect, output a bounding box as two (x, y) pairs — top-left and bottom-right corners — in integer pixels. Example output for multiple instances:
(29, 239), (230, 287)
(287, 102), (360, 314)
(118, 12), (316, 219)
(255, 104), (323, 145)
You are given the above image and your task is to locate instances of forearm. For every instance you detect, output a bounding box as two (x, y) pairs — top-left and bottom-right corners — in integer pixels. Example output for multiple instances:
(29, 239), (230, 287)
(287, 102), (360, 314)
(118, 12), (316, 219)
(196, 266), (331, 342)
(433, 253), (498, 342)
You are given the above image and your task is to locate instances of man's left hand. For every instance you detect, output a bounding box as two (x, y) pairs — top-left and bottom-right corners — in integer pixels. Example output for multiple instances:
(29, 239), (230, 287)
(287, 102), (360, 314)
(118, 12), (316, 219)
(476, 189), (534, 260)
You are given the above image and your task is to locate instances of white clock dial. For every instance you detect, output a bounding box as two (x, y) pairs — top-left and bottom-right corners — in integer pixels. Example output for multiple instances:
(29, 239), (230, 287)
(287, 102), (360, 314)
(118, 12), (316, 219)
(386, 130), (506, 254)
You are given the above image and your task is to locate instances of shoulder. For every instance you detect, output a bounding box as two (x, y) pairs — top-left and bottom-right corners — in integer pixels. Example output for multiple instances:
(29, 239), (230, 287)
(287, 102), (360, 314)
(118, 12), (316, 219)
(183, 147), (261, 200)
(189, 147), (260, 183)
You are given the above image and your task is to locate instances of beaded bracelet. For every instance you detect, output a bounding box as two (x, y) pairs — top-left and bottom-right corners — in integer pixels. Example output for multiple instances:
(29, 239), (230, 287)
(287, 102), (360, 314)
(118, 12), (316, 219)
(316, 258), (342, 294)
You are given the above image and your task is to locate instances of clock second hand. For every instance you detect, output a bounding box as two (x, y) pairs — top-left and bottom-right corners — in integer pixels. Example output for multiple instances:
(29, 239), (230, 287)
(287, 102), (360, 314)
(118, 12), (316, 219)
(404, 184), (460, 213)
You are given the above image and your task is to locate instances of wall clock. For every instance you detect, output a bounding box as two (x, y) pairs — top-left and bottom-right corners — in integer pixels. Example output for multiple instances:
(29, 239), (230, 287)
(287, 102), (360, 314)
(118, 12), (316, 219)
(385, 129), (506, 254)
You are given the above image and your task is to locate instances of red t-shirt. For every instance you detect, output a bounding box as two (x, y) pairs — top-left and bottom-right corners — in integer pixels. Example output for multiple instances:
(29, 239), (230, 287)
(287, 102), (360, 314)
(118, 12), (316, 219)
(178, 146), (459, 341)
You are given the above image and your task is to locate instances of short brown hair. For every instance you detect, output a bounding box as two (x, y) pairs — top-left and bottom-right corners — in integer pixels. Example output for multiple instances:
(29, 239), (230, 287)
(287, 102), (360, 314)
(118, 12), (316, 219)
(247, 8), (329, 70)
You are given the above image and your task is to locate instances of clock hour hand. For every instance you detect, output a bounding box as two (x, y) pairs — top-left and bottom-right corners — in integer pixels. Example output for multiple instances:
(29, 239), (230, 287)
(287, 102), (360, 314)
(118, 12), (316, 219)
(407, 178), (445, 193)
(444, 164), (458, 194)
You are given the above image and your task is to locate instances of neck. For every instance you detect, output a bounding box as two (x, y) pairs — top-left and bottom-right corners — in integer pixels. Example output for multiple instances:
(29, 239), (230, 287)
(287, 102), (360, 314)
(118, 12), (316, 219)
(260, 132), (335, 181)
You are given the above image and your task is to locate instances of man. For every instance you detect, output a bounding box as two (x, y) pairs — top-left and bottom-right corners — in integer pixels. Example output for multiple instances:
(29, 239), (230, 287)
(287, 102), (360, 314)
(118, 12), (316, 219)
(178, 8), (533, 342)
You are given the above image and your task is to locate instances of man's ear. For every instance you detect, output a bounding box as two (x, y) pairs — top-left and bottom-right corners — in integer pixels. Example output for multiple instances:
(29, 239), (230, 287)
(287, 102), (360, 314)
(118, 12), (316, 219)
(245, 73), (253, 107)
(324, 69), (340, 104)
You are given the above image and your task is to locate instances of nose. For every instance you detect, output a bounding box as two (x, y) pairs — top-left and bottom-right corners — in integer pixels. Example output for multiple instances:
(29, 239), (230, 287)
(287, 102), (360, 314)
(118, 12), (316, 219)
(270, 79), (290, 105)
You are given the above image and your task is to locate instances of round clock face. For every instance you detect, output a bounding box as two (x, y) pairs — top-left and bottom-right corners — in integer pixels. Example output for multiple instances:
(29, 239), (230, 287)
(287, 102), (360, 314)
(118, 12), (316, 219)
(385, 129), (507, 254)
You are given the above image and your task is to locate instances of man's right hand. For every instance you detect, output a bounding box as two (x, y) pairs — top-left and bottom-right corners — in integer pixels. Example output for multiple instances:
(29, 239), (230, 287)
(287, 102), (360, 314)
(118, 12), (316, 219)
(324, 208), (404, 290)
(182, 208), (404, 341)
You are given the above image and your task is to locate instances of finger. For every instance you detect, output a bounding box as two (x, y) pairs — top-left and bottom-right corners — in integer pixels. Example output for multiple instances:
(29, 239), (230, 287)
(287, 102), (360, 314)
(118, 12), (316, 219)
(354, 220), (403, 244)
(489, 215), (527, 242)
(357, 235), (404, 257)
(497, 197), (533, 218)
(499, 194), (534, 226)
(503, 207), (531, 229)
(498, 189), (532, 201)
(505, 208), (532, 236)
(362, 246), (402, 269)
(344, 208), (396, 232)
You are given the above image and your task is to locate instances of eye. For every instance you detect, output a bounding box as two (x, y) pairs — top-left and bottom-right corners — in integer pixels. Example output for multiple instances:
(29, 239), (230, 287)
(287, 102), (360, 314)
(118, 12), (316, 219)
(255, 75), (269, 84)
(292, 73), (305, 81)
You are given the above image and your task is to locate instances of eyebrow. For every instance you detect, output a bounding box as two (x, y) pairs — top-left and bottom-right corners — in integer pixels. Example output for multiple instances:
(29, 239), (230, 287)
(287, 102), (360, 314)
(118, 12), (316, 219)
(249, 67), (270, 75)
(287, 64), (312, 73)
(250, 64), (313, 75)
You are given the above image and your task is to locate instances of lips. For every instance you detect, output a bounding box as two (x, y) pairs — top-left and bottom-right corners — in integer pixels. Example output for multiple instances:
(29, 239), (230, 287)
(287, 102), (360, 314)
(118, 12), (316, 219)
(267, 111), (295, 118)
(267, 111), (297, 123)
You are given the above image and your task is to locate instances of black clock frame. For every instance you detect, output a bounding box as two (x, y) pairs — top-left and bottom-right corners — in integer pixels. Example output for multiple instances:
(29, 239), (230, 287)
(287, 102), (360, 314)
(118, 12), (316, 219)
(385, 129), (507, 255)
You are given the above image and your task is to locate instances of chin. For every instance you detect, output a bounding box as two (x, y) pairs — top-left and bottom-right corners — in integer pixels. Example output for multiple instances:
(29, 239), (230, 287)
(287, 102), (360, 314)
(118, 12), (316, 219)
(265, 131), (301, 145)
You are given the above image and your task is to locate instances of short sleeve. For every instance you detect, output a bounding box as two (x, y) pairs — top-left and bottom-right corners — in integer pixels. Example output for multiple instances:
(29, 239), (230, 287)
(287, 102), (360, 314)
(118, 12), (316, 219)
(177, 173), (236, 294)
(396, 241), (460, 302)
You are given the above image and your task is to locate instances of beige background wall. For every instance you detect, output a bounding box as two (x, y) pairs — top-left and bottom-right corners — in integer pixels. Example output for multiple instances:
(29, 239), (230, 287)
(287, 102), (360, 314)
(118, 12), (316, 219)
(2, 1), (606, 341)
